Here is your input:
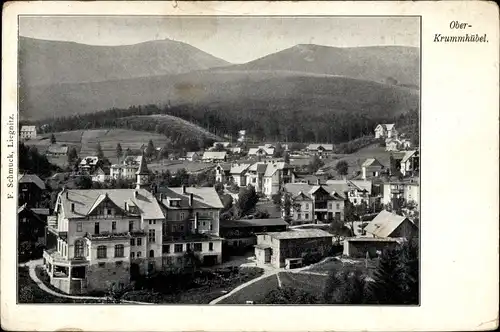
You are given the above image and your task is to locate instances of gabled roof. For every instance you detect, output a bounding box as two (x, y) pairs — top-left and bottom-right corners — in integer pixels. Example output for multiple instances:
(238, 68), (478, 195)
(325, 179), (372, 194)
(284, 183), (345, 200)
(58, 189), (164, 220)
(401, 150), (419, 163)
(248, 162), (268, 174)
(362, 158), (384, 168)
(158, 186), (223, 209)
(376, 123), (395, 131)
(267, 229), (333, 240)
(230, 163), (251, 174)
(18, 173), (46, 190)
(264, 162), (290, 177)
(217, 163), (232, 172)
(80, 156), (100, 166)
(21, 126), (36, 132)
(364, 210), (415, 238)
(202, 151), (227, 160)
(306, 144), (334, 151)
(248, 147), (274, 156)
(186, 152), (199, 158)
(48, 144), (68, 154)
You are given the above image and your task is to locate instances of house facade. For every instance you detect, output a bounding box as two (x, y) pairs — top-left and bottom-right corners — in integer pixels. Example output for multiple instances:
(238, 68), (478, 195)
(20, 126), (37, 140)
(245, 161), (293, 197)
(229, 163), (251, 187)
(43, 182), (165, 295)
(254, 229), (333, 269)
(364, 210), (418, 239)
(326, 179), (372, 206)
(400, 150), (419, 177)
(79, 156), (102, 175)
(382, 180), (420, 208)
(215, 163), (231, 183)
(202, 151), (227, 163)
(306, 144), (334, 158)
(110, 156), (142, 180)
(220, 218), (288, 250)
(361, 158), (385, 180)
(185, 152), (200, 162)
(157, 185), (223, 267)
(18, 173), (46, 208)
(91, 167), (110, 183)
(248, 146), (275, 158)
(47, 144), (69, 157)
(283, 182), (346, 224)
(375, 124), (397, 139)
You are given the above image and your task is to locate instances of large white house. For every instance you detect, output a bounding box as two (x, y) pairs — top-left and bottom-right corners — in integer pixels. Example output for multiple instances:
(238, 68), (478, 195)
(110, 155), (142, 180)
(325, 179), (372, 206)
(246, 161), (294, 197)
(20, 126), (37, 140)
(43, 156), (224, 295)
(43, 160), (163, 295)
(375, 124), (397, 139)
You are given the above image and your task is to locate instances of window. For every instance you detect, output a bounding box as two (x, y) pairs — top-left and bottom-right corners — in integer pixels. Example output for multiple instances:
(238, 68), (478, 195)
(107, 209), (112, 216)
(336, 203), (340, 209)
(137, 251), (142, 258)
(148, 229), (156, 243)
(328, 203), (332, 209)
(202, 222), (206, 226)
(305, 203), (309, 210)
(130, 238), (135, 246)
(129, 221), (134, 232)
(209, 242), (214, 251)
(94, 222), (100, 234)
(112, 221), (116, 231)
(137, 238), (142, 246)
(193, 243), (202, 252)
(174, 244), (183, 253)
(130, 252), (135, 259)
(210, 223), (213, 231)
(305, 213), (309, 220)
(163, 245), (170, 254)
(176, 257), (183, 265)
(297, 213), (301, 220)
(76, 222), (82, 232)
(353, 199), (357, 204)
(166, 257), (173, 265)
(97, 245), (107, 259)
(180, 212), (185, 220)
(149, 250), (155, 258)
(74, 240), (84, 258)
(114, 244), (124, 257)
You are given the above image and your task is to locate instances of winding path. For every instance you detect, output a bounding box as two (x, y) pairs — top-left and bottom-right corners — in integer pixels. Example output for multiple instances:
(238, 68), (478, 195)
(20, 260), (151, 304)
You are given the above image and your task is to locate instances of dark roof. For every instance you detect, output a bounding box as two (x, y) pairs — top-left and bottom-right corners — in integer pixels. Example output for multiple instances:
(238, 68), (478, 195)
(136, 154), (149, 175)
(18, 174), (46, 190)
(221, 218), (289, 229)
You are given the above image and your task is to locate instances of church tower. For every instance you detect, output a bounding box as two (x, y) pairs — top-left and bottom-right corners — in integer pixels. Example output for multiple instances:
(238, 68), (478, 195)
(135, 152), (150, 190)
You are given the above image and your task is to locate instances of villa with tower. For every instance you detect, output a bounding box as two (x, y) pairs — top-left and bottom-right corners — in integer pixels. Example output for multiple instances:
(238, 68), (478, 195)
(42, 153), (224, 295)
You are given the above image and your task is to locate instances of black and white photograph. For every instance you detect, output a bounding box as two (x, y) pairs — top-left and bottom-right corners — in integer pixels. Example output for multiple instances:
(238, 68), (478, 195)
(15, 14), (422, 305)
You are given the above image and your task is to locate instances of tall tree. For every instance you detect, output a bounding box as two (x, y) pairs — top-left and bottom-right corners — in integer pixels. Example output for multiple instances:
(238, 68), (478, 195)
(366, 240), (419, 305)
(146, 139), (156, 159)
(116, 143), (123, 160)
(67, 147), (78, 163)
(323, 270), (368, 304)
(236, 185), (259, 218)
(335, 160), (349, 177)
(96, 142), (104, 160)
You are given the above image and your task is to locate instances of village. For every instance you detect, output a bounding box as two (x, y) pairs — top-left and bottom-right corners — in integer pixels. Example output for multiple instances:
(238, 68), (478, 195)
(18, 121), (419, 304)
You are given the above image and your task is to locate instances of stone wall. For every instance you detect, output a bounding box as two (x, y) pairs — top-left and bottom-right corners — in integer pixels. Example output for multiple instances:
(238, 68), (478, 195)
(86, 261), (131, 292)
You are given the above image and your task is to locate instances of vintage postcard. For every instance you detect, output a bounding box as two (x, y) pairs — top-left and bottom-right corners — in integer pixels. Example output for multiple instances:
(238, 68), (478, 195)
(1, 1), (498, 331)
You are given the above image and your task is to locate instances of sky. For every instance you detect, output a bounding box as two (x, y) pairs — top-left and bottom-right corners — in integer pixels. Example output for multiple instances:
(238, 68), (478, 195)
(19, 16), (420, 64)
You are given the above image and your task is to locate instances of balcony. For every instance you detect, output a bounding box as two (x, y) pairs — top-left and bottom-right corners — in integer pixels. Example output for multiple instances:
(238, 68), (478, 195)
(84, 231), (131, 241)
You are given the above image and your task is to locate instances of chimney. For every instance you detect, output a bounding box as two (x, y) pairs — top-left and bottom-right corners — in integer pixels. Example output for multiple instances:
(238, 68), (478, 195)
(194, 212), (199, 233)
(189, 193), (194, 207)
(306, 180), (310, 185)
(134, 190), (138, 198)
(182, 185), (186, 194)
(316, 178), (321, 185)
(71, 203), (75, 212)
(362, 167), (367, 180)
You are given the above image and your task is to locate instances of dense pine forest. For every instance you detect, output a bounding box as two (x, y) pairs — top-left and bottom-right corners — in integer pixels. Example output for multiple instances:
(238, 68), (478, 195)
(27, 103), (419, 146)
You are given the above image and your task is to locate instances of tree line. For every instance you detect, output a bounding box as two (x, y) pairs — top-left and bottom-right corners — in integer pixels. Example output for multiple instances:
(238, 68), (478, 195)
(27, 103), (419, 145)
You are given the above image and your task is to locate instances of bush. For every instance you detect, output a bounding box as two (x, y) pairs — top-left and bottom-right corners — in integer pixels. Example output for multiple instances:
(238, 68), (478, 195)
(261, 287), (318, 304)
(301, 251), (323, 266)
